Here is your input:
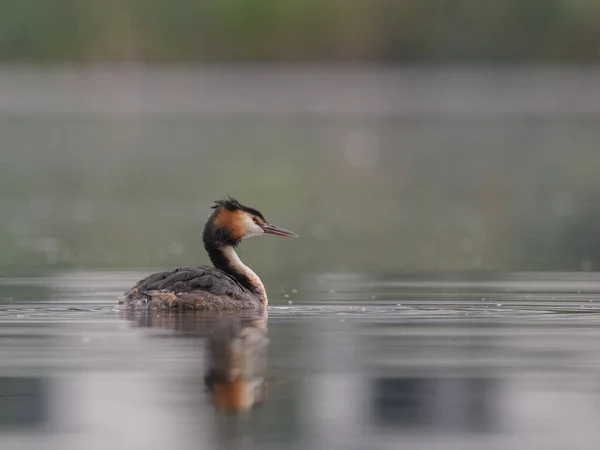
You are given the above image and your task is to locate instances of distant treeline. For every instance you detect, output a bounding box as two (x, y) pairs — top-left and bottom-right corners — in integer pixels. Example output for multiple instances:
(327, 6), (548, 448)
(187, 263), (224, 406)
(1, 0), (599, 62)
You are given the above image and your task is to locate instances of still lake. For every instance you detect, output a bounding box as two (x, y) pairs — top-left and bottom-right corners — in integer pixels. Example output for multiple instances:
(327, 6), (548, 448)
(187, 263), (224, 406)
(2, 272), (600, 449)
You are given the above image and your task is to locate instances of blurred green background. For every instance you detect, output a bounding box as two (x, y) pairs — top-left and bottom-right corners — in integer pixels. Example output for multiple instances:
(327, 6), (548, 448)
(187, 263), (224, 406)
(1, 0), (599, 279)
(1, 0), (599, 63)
(2, 108), (600, 276)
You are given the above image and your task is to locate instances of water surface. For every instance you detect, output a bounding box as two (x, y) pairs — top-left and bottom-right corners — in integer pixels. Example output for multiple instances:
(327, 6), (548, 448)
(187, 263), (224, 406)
(2, 272), (600, 450)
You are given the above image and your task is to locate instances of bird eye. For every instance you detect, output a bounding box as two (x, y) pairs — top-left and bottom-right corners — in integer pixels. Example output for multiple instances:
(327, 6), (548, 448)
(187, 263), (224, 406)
(252, 216), (259, 224)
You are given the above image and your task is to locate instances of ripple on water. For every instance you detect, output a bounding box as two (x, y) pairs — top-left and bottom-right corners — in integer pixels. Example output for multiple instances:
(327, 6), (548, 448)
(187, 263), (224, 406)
(2, 271), (600, 323)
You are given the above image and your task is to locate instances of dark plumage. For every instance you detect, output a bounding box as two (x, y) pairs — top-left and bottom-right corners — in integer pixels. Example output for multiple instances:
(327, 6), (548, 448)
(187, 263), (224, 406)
(119, 197), (298, 311)
(120, 266), (261, 310)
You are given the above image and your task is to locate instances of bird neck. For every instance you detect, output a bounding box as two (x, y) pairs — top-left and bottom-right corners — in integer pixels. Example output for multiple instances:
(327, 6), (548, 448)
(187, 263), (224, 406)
(205, 243), (267, 303)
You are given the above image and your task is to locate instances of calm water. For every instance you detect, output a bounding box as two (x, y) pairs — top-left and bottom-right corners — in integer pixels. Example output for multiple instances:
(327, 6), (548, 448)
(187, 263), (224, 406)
(2, 272), (600, 450)
(2, 66), (600, 448)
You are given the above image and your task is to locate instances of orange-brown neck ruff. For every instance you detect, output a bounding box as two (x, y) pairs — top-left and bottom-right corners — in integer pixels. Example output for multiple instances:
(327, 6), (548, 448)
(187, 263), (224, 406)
(214, 209), (246, 243)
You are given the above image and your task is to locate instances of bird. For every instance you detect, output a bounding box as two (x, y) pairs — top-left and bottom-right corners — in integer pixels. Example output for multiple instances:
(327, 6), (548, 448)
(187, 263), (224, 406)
(119, 197), (298, 310)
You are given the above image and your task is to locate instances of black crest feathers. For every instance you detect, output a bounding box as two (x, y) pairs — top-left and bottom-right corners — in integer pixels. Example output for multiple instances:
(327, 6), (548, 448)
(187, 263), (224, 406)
(211, 196), (264, 219)
(212, 196), (243, 211)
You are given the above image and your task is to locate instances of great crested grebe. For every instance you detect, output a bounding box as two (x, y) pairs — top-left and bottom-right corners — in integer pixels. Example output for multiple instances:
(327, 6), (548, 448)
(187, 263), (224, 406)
(120, 197), (298, 311)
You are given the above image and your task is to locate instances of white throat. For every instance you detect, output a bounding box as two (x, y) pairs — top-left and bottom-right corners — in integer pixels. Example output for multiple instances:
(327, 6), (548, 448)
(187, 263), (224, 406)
(221, 246), (267, 300)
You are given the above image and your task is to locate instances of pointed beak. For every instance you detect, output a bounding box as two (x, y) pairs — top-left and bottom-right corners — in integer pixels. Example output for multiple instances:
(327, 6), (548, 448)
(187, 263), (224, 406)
(261, 222), (299, 238)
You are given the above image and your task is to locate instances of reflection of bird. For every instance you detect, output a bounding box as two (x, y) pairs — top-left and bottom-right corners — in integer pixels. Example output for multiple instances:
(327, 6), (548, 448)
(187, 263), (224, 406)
(123, 309), (269, 415)
(203, 313), (269, 414)
(120, 197), (297, 310)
